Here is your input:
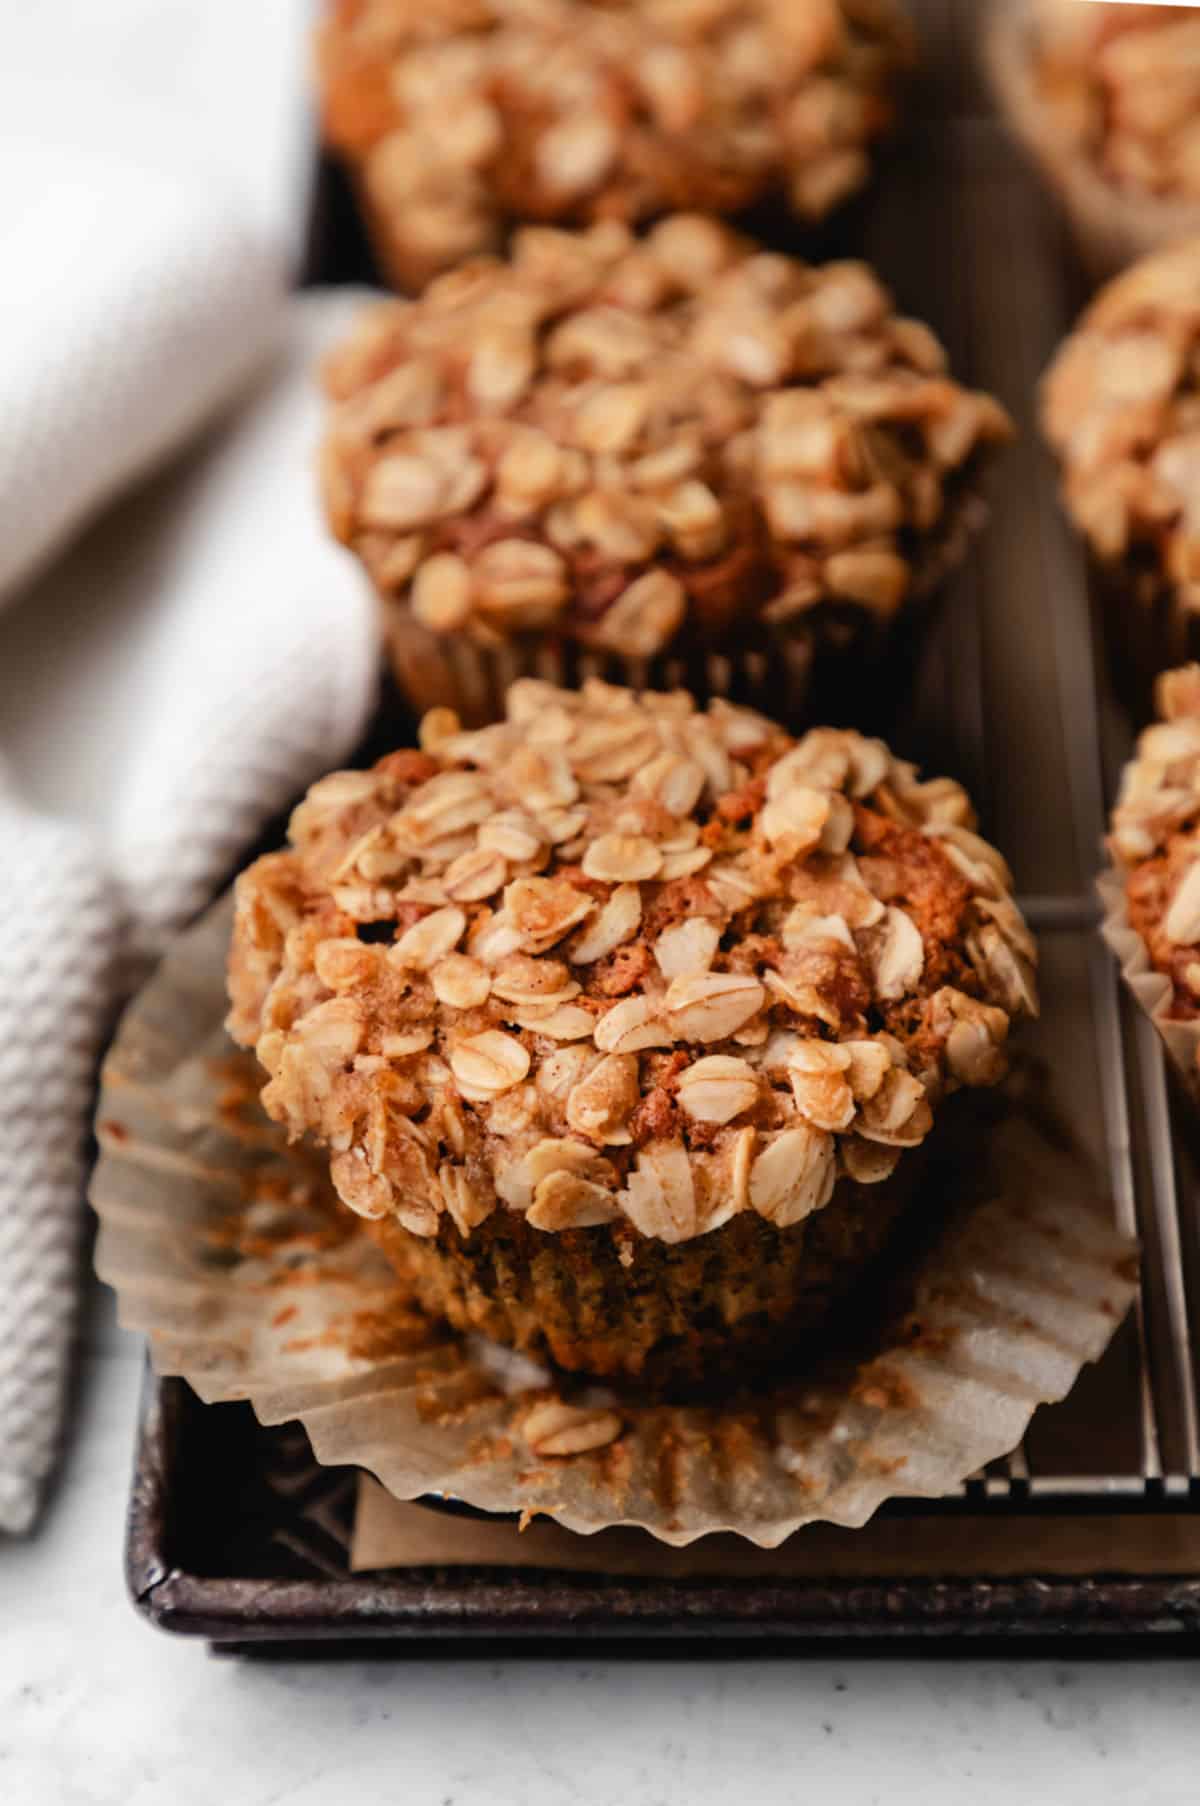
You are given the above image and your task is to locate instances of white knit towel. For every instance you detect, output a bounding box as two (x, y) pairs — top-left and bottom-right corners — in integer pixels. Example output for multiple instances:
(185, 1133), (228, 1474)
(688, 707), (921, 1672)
(0, 140), (285, 605)
(0, 257), (381, 1531)
(0, 790), (120, 1536)
(0, 0), (377, 1536)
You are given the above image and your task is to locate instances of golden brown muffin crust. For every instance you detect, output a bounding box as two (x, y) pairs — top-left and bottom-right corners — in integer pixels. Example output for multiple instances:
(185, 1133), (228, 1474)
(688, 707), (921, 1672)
(1041, 236), (1200, 600)
(316, 0), (916, 287)
(1031, 2), (1200, 204)
(228, 681), (1037, 1250)
(321, 215), (1012, 661)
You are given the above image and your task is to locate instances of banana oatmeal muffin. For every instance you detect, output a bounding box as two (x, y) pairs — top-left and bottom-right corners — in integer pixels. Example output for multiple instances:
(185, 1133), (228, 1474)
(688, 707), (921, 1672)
(1041, 238), (1200, 691)
(1029, 2), (1200, 204)
(1105, 662), (1200, 1095)
(227, 680), (1037, 1386)
(316, 0), (915, 292)
(990, 1), (1200, 277)
(321, 214), (1012, 724)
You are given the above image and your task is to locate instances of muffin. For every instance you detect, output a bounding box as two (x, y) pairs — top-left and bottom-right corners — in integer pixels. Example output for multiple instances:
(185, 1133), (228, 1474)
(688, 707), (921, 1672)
(316, 0), (916, 293)
(321, 214), (1013, 726)
(1103, 662), (1200, 1098)
(989, 0), (1200, 278)
(1041, 238), (1200, 701)
(227, 679), (1038, 1387)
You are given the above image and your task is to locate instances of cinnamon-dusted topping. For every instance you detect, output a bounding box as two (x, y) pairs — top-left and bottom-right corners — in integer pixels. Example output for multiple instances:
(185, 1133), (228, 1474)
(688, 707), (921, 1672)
(317, 0), (915, 291)
(228, 681), (1037, 1243)
(1110, 662), (1200, 1021)
(1041, 237), (1200, 600)
(322, 215), (1012, 659)
(1030, 2), (1200, 205)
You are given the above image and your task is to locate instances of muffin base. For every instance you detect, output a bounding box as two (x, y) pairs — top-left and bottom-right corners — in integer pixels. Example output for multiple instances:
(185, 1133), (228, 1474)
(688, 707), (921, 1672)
(1091, 560), (1200, 727)
(362, 1139), (937, 1394)
(383, 483), (987, 734)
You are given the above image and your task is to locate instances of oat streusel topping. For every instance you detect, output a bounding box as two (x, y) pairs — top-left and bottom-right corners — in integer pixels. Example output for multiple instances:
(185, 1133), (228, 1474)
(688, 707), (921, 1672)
(317, 0), (915, 289)
(1110, 663), (1200, 1018)
(1031, 2), (1200, 204)
(1041, 238), (1200, 599)
(321, 214), (1012, 659)
(228, 682), (1037, 1244)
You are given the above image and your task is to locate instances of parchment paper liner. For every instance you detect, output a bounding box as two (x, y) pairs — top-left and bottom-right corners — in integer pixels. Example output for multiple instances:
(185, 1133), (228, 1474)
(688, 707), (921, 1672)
(1099, 866), (1200, 1103)
(92, 893), (1137, 1548)
(986, 0), (1200, 284)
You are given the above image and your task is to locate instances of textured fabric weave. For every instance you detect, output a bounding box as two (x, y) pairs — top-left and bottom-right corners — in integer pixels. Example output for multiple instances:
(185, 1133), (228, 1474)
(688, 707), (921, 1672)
(0, 787), (119, 1534)
(0, 293), (382, 1533)
(0, 142), (285, 607)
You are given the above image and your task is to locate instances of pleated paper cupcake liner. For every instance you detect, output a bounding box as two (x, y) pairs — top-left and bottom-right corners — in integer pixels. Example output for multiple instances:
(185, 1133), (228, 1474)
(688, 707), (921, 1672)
(91, 892), (1137, 1548)
(986, 0), (1200, 284)
(385, 611), (853, 735)
(1099, 867), (1200, 1104)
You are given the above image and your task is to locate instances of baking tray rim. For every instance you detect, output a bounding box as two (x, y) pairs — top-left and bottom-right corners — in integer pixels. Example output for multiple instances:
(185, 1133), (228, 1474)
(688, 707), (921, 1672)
(127, 1370), (1200, 1648)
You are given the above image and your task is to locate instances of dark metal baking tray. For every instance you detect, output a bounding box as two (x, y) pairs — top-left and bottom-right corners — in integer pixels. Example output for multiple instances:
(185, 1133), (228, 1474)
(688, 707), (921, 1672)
(127, 1371), (1200, 1654)
(121, 1), (1200, 1652)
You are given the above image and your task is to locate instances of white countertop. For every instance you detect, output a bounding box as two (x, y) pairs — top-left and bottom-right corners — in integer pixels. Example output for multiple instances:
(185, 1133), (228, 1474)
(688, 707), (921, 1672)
(1, 1286), (1198, 1806)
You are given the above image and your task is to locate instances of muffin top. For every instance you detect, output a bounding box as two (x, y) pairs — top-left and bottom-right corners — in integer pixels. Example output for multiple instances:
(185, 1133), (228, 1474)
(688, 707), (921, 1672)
(1110, 662), (1200, 1021)
(228, 681), (1037, 1245)
(321, 215), (1012, 660)
(1030, 2), (1200, 203)
(1041, 237), (1200, 594)
(317, 0), (915, 286)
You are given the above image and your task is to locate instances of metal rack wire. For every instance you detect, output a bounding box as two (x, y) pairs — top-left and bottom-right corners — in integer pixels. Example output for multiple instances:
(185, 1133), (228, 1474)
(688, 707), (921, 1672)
(875, 99), (1200, 1508)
